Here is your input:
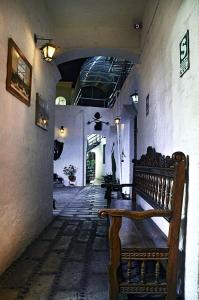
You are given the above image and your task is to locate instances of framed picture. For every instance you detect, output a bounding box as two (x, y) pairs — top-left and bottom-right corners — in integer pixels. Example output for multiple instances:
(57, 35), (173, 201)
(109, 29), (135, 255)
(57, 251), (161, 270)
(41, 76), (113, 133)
(6, 38), (32, 106)
(35, 93), (49, 131)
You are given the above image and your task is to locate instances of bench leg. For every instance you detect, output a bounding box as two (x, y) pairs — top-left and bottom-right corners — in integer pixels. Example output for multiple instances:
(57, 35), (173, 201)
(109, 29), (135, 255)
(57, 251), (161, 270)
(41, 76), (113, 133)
(108, 216), (122, 300)
(166, 292), (176, 300)
(166, 279), (177, 300)
(132, 191), (136, 210)
(166, 268), (177, 299)
(106, 187), (112, 208)
(109, 264), (119, 300)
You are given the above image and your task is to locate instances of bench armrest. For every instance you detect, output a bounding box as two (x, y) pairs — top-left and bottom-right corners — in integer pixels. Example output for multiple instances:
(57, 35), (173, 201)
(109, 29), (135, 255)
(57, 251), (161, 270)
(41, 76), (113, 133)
(99, 208), (172, 220)
(101, 183), (133, 189)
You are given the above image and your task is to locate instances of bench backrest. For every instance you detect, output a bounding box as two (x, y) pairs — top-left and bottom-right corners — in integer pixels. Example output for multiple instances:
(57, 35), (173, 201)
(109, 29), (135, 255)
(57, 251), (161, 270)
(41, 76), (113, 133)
(132, 146), (186, 222)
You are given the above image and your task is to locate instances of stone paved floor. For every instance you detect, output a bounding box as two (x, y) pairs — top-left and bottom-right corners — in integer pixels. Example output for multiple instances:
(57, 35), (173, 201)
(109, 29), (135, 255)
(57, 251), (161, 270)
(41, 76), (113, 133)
(0, 186), (172, 300)
(0, 186), (109, 300)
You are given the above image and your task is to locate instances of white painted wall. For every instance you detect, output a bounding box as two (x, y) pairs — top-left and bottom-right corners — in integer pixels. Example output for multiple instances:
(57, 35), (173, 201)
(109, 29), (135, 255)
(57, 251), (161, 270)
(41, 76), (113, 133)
(137, 0), (199, 298)
(105, 1), (199, 297)
(92, 137), (106, 181)
(0, 0), (60, 274)
(54, 105), (114, 185)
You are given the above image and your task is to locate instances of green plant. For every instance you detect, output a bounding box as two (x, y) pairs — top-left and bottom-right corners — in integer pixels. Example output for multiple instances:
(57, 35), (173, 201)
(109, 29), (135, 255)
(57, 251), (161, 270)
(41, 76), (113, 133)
(63, 165), (77, 176)
(103, 173), (113, 183)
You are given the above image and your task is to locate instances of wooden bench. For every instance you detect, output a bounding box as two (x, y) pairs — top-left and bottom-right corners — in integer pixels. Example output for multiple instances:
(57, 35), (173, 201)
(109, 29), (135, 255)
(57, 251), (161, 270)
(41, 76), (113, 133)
(99, 147), (186, 300)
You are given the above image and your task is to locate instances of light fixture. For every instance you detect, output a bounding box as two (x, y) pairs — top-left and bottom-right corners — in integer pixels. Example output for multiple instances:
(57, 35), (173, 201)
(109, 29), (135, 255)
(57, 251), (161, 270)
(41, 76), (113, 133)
(114, 116), (121, 125)
(134, 22), (142, 30)
(42, 118), (48, 126)
(131, 90), (139, 104)
(60, 126), (64, 133)
(34, 34), (57, 62)
(87, 112), (109, 131)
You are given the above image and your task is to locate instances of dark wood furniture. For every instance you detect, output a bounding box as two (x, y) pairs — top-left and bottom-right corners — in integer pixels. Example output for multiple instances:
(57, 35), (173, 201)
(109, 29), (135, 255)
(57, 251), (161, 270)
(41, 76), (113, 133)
(99, 147), (186, 300)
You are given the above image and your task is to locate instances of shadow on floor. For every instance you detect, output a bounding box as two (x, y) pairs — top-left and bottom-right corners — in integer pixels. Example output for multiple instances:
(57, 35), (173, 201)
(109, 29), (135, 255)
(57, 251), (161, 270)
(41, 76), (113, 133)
(0, 186), (109, 300)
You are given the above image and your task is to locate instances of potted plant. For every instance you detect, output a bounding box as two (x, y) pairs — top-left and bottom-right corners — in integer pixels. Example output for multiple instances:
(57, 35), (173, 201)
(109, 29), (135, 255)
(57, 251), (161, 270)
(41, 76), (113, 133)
(63, 165), (77, 182)
(103, 173), (113, 183)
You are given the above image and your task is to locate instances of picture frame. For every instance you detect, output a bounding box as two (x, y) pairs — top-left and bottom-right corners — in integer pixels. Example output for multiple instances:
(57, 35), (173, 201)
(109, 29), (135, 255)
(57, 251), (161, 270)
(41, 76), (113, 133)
(6, 38), (32, 106)
(35, 93), (49, 131)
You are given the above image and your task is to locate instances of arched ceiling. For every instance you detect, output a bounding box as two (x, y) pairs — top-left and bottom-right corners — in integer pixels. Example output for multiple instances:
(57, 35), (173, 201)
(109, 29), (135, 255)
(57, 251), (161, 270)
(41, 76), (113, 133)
(44, 0), (147, 63)
(46, 0), (149, 108)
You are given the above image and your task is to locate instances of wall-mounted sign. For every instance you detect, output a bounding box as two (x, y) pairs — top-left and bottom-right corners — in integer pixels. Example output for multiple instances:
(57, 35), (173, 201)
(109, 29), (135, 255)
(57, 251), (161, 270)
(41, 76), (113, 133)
(146, 94), (149, 117)
(180, 30), (190, 77)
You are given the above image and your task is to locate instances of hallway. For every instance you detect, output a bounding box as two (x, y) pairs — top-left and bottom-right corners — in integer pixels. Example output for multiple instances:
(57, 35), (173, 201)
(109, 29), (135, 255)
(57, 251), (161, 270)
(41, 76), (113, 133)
(0, 186), (109, 300)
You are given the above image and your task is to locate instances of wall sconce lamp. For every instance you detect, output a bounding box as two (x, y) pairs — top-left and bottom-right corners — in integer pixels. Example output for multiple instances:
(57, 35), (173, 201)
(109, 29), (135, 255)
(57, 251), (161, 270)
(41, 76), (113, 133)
(131, 90), (139, 104)
(34, 34), (57, 62)
(114, 116), (121, 125)
(42, 118), (48, 126)
(60, 126), (64, 134)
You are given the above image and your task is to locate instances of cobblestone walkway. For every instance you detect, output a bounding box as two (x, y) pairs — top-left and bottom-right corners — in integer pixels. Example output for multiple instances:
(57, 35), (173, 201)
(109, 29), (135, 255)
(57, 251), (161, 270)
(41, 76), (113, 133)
(0, 186), (109, 300)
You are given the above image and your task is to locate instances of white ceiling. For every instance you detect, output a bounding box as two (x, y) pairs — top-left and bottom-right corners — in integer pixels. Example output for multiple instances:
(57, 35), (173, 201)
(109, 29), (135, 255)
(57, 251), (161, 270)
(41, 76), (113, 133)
(44, 0), (147, 63)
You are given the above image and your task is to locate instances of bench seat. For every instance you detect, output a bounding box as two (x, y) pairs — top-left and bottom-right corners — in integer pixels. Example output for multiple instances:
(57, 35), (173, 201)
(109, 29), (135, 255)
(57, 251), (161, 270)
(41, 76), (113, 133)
(112, 200), (167, 249)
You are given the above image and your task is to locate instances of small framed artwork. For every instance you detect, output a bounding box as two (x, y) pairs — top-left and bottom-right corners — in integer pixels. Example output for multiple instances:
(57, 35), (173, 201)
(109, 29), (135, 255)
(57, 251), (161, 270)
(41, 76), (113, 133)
(35, 93), (49, 131)
(6, 38), (32, 106)
(180, 30), (190, 77)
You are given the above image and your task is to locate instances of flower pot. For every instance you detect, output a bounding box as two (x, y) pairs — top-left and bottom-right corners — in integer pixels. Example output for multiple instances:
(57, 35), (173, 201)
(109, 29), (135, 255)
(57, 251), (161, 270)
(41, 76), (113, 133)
(68, 175), (76, 182)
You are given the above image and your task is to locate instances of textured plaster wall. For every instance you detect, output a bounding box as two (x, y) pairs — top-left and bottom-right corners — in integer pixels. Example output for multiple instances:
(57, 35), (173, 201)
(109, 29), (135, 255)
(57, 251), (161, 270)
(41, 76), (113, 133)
(54, 106), (114, 186)
(0, 0), (60, 274)
(138, 0), (199, 298)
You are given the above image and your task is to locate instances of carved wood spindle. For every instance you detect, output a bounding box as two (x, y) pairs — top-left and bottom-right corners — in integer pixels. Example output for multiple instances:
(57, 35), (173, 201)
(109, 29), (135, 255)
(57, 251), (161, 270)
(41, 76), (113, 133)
(149, 175), (152, 197)
(151, 175), (154, 199)
(166, 178), (171, 209)
(149, 175), (151, 196)
(155, 175), (159, 204)
(127, 260), (132, 283)
(155, 260), (160, 283)
(140, 173), (143, 189)
(158, 176), (162, 205)
(145, 174), (148, 194)
(136, 174), (138, 189)
(150, 175), (152, 198)
(169, 179), (174, 210)
(162, 176), (167, 208)
(152, 175), (156, 199)
(142, 174), (146, 193)
(140, 261), (145, 283)
(147, 174), (150, 195)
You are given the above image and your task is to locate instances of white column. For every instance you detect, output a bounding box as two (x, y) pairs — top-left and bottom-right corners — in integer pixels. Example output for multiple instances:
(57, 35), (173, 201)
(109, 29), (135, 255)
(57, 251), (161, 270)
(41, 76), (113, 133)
(116, 123), (122, 183)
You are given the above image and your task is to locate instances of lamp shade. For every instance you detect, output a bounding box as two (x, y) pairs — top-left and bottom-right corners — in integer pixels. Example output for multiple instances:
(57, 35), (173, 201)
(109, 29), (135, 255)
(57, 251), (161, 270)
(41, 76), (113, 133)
(41, 43), (56, 61)
(131, 90), (139, 103)
(60, 126), (64, 133)
(114, 116), (120, 125)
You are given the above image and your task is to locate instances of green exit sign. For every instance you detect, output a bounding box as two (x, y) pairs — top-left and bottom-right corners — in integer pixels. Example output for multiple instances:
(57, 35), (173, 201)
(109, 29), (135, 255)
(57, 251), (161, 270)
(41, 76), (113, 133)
(180, 30), (190, 77)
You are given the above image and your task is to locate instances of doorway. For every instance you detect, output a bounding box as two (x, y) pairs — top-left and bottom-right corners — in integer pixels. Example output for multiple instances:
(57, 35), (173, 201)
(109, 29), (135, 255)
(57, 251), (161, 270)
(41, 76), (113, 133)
(86, 134), (106, 185)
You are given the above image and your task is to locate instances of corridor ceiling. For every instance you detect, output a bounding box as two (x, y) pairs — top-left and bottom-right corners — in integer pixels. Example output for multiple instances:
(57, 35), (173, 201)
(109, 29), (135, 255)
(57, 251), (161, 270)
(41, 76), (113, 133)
(45, 0), (149, 107)
(44, 0), (147, 63)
